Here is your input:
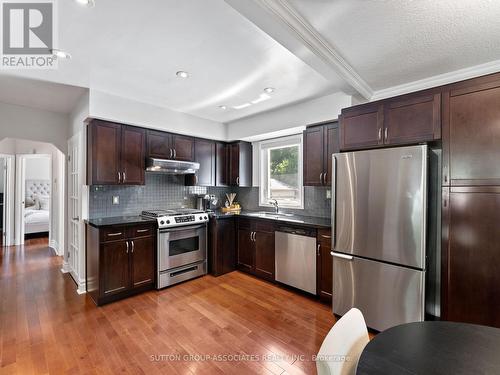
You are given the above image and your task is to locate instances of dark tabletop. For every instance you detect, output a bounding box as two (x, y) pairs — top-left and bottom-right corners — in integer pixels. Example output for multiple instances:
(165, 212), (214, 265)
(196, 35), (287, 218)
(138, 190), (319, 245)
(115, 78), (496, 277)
(357, 321), (500, 375)
(210, 210), (331, 228)
(85, 216), (156, 228)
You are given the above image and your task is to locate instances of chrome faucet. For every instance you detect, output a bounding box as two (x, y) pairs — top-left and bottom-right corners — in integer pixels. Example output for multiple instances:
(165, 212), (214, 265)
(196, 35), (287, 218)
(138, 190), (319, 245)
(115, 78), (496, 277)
(270, 199), (279, 214)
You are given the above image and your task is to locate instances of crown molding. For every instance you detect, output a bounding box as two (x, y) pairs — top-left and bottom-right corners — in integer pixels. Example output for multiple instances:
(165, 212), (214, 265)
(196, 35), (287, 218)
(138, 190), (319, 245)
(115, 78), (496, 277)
(371, 59), (500, 101)
(248, 0), (373, 99)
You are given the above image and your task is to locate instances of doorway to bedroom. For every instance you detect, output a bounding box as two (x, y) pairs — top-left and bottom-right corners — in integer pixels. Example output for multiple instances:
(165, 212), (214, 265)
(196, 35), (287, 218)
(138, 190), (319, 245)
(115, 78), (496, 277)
(18, 155), (52, 243)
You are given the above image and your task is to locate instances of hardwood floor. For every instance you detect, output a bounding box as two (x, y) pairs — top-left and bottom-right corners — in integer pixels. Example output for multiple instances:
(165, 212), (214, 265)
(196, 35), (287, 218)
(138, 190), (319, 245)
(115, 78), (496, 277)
(0, 239), (337, 374)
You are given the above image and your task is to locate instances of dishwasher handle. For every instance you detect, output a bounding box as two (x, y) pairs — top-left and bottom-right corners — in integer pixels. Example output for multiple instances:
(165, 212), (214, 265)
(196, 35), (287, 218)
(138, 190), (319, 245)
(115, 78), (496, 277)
(275, 227), (315, 237)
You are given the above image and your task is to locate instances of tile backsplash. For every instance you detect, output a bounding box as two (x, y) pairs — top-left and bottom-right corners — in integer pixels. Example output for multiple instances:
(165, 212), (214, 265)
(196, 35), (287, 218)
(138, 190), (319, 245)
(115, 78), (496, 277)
(89, 173), (331, 219)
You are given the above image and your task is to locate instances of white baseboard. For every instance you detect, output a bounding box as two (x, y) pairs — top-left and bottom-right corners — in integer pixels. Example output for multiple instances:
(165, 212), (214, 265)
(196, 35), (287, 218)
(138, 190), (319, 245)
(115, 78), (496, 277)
(61, 260), (71, 274)
(49, 240), (60, 255)
(77, 281), (87, 294)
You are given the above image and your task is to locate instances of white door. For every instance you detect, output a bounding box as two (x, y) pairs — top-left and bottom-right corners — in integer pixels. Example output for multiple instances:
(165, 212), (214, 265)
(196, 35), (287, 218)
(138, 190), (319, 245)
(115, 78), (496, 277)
(0, 155), (15, 246)
(67, 133), (82, 287)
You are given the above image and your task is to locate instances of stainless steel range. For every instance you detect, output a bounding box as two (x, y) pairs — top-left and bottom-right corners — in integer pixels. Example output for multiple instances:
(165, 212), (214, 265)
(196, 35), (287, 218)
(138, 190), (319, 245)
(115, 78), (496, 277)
(142, 208), (209, 289)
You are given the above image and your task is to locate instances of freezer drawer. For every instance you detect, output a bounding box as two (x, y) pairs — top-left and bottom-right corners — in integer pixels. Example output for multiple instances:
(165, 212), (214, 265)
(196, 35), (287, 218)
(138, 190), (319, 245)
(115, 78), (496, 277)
(332, 253), (424, 331)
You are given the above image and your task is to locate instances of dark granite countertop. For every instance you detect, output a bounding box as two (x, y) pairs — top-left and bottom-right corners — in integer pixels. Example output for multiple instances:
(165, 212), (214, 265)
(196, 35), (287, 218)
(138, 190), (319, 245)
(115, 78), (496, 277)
(85, 216), (157, 228)
(210, 210), (331, 229)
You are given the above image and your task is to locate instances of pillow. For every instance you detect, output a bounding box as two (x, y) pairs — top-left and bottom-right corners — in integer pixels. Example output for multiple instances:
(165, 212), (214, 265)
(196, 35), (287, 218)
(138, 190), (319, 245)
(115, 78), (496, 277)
(39, 196), (50, 211)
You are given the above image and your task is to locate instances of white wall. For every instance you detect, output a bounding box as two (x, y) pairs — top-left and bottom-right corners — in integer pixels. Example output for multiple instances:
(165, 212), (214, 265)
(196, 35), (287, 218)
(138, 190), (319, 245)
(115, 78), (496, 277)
(226, 92), (353, 141)
(89, 90), (227, 140)
(0, 159), (4, 193)
(0, 101), (69, 153)
(25, 157), (51, 181)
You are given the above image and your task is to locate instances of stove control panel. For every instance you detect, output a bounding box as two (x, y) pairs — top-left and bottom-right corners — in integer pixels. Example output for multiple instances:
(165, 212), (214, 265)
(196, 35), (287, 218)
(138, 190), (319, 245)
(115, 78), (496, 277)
(157, 213), (209, 229)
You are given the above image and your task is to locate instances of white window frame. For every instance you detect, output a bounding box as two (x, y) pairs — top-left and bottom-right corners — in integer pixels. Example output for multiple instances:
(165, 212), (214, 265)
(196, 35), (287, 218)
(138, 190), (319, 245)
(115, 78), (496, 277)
(259, 134), (304, 209)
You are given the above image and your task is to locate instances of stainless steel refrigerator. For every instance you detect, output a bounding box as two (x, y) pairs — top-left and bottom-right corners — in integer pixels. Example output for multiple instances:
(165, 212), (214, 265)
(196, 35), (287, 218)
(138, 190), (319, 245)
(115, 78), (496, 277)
(331, 145), (427, 332)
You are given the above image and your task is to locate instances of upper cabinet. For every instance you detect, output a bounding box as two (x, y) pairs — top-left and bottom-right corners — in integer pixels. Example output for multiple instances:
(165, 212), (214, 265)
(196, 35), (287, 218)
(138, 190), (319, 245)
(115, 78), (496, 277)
(303, 122), (339, 186)
(87, 120), (145, 186)
(339, 92), (441, 151)
(193, 138), (216, 186)
(443, 76), (500, 186)
(229, 141), (252, 187)
(216, 142), (229, 186)
(146, 130), (194, 161)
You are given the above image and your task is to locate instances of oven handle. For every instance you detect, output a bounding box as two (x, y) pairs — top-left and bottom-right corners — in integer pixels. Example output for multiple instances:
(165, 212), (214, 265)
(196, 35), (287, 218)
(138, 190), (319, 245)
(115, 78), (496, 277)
(159, 224), (206, 233)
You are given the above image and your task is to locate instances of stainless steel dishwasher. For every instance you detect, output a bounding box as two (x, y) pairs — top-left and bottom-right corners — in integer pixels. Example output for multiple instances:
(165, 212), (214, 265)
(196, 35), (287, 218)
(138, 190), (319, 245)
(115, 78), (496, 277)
(275, 226), (317, 294)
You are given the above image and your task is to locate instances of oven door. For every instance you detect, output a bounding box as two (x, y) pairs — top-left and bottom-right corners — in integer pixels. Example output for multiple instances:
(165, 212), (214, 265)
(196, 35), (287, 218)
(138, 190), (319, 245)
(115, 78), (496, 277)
(159, 224), (206, 271)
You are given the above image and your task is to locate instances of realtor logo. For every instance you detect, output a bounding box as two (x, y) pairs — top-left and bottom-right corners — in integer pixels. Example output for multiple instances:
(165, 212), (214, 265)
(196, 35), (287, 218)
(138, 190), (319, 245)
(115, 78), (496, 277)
(1, 0), (57, 69)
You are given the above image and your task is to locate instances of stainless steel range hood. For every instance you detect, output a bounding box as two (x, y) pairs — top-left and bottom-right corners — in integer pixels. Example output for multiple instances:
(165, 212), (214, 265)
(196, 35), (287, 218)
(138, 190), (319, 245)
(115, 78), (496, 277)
(146, 158), (199, 174)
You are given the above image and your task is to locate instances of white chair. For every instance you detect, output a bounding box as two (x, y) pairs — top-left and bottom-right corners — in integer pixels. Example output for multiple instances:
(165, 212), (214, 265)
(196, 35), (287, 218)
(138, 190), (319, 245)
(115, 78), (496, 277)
(316, 308), (370, 375)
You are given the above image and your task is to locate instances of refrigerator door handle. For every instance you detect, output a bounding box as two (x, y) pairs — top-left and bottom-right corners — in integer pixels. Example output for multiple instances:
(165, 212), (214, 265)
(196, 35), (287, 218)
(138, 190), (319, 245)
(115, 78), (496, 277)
(331, 154), (337, 250)
(331, 252), (353, 261)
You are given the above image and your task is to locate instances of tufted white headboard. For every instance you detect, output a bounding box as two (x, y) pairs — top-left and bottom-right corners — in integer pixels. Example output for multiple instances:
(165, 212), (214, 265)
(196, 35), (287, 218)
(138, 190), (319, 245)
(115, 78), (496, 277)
(26, 180), (51, 201)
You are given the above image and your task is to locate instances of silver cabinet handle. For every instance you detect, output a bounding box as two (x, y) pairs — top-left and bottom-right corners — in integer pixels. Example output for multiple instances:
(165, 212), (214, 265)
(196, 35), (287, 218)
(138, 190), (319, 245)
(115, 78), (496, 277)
(126, 241), (129, 253)
(236, 176), (240, 185)
(137, 229), (149, 233)
(173, 149), (177, 159)
(319, 172), (323, 185)
(107, 232), (122, 237)
(117, 172), (121, 183)
(169, 148), (173, 159)
(324, 172), (327, 184)
(253, 232), (256, 242)
(331, 252), (353, 260)
(378, 128), (382, 141)
(317, 243), (321, 256)
(321, 234), (331, 239)
(122, 172), (126, 182)
(131, 240), (134, 253)
(384, 128), (388, 141)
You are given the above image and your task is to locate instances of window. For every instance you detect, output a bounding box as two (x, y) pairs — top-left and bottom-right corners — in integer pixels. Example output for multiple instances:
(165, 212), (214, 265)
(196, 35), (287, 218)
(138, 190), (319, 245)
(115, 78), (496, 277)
(259, 135), (303, 209)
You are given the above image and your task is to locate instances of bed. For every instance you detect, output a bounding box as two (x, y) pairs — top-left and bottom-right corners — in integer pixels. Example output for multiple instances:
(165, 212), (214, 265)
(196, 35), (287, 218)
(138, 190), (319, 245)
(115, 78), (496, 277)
(25, 180), (50, 235)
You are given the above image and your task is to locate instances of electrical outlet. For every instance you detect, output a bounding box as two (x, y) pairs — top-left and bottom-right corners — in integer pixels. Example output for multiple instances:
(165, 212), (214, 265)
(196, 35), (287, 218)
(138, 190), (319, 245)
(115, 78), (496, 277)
(326, 189), (331, 199)
(112, 196), (120, 205)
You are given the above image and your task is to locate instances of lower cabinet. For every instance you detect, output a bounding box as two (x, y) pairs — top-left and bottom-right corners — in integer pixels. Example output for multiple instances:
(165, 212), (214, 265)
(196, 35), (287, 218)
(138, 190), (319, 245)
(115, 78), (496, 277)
(86, 223), (156, 305)
(208, 217), (236, 276)
(237, 218), (275, 282)
(317, 228), (333, 303)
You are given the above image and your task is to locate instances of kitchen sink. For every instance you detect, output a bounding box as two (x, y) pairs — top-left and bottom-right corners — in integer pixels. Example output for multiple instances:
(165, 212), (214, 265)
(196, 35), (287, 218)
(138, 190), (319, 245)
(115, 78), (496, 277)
(246, 211), (295, 217)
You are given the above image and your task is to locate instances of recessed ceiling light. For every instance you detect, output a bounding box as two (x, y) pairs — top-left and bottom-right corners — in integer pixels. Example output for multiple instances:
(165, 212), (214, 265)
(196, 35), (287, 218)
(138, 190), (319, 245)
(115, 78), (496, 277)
(51, 49), (71, 59)
(176, 71), (189, 78)
(263, 87), (275, 94)
(75, 0), (95, 7)
(218, 105), (227, 110)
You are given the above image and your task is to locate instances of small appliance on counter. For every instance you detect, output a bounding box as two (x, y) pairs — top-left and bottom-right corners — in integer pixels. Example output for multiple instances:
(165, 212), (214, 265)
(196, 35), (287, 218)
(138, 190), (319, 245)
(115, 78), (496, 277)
(197, 194), (219, 212)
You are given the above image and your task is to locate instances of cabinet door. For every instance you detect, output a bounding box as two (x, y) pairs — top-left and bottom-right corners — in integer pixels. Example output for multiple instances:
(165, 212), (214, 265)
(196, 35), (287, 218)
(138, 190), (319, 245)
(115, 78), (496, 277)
(146, 130), (172, 159)
(172, 135), (194, 161)
(303, 126), (324, 186)
(88, 120), (121, 185)
(254, 231), (275, 281)
(339, 103), (383, 150)
(194, 139), (215, 186)
(444, 81), (500, 186)
(101, 241), (130, 296)
(323, 123), (339, 187)
(216, 142), (229, 186)
(443, 187), (500, 328)
(237, 228), (254, 272)
(384, 93), (441, 145)
(317, 229), (333, 302)
(229, 143), (240, 186)
(130, 236), (155, 288)
(121, 126), (145, 185)
(237, 142), (253, 187)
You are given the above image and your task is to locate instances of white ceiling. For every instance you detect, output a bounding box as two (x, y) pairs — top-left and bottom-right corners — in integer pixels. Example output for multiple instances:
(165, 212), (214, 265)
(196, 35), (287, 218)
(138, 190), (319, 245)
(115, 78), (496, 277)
(2, 0), (500, 122)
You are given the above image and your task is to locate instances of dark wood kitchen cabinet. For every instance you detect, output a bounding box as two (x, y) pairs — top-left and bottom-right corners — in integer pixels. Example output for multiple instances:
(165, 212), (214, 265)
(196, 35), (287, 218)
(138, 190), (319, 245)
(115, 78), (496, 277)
(192, 138), (216, 186)
(229, 141), (252, 187)
(339, 103), (383, 151)
(216, 142), (229, 186)
(208, 217), (236, 276)
(86, 222), (156, 305)
(339, 92), (440, 151)
(146, 130), (194, 161)
(317, 228), (333, 303)
(87, 120), (145, 186)
(237, 218), (275, 281)
(442, 77), (500, 186)
(303, 122), (339, 186)
(441, 187), (500, 328)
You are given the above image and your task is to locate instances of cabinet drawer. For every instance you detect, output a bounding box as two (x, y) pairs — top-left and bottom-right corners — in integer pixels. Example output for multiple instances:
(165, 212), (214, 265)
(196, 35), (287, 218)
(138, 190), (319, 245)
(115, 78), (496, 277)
(317, 228), (332, 245)
(238, 218), (252, 229)
(254, 220), (275, 233)
(100, 227), (126, 242)
(127, 225), (155, 238)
